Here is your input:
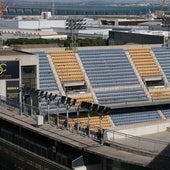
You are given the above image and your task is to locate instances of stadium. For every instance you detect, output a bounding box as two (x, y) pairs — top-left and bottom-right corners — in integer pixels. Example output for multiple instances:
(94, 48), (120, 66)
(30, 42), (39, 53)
(0, 43), (170, 169)
(1, 0), (170, 169)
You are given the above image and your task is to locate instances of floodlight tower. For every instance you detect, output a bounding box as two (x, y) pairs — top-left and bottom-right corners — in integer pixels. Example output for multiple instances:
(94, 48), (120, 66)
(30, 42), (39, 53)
(162, 16), (170, 46)
(65, 17), (86, 52)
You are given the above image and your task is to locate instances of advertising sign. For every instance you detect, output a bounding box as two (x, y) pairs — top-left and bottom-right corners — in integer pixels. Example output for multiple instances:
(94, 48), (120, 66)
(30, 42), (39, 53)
(6, 80), (19, 102)
(0, 61), (19, 79)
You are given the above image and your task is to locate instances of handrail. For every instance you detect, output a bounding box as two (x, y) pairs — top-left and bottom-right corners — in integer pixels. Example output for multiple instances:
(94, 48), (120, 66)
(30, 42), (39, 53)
(106, 129), (168, 144)
(0, 137), (71, 170)
(0, 95), (104, 143)
(104, 129), (169, 155)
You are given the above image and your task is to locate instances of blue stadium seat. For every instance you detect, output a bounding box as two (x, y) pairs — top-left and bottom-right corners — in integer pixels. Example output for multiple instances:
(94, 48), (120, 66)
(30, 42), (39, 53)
(161, 108), (170, 119)
(110, 109), (161, 126)
(34, 51), (60, 110)
(35, 51), (59, 92)
(152, 47), (170, 81)
(95, 88), (148, 105)
(78, 48), (140, 88)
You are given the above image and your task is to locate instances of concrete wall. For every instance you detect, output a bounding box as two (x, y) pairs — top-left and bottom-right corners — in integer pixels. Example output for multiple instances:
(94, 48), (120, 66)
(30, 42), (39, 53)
(0, 19), (66, 30)
(18, 20), (66, 29)
(105, 121), (170, 140)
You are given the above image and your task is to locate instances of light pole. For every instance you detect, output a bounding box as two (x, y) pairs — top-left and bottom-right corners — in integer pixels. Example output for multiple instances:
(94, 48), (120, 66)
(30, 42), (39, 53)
(37, 90), (58, 124)
(162, 16), (170, 46)
(38, 90), (45, 115)
(29, 88), (40, 117)
(43, 92), (58, 124)
(19, 85), (23, 115)
(80, 101), (92, 137)
(65, 17), (86, 52)
(76, 105), (81, 133)
(20, 86), (32, 116)
(97, 106), (111, 145)
(61, 96), (76, 129)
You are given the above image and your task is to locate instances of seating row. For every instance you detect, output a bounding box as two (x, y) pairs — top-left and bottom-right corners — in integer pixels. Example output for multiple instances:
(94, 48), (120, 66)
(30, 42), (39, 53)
(128, 48), (161, 78)
(95, 87), (148, 105)
(50, 50), (84, 83)
(110, 110), (161, 126)
(79, 49), (139, 88)
(152, 47), (170, 82)
(35, 51), (59, 92)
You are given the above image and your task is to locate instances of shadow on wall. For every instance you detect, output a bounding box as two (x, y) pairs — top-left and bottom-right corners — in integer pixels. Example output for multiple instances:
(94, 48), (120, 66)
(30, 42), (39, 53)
(147, 143), (170, 170)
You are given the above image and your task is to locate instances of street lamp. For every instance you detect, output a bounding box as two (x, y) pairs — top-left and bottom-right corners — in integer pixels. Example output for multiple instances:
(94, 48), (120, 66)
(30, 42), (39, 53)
(65, 17), (86, 52)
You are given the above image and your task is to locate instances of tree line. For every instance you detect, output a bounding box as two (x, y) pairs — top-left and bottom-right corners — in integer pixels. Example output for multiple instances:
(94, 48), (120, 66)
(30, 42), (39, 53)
(3, 37), (108, 47)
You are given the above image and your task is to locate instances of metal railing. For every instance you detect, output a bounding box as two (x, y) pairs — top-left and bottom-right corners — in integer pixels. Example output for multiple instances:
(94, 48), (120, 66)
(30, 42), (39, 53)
(0, 95), (20, 111)
(2, 95), (170, 156)
(0, 95), (102, 142)
(104, 129), (170, 156)
(0, 137), (71, 170)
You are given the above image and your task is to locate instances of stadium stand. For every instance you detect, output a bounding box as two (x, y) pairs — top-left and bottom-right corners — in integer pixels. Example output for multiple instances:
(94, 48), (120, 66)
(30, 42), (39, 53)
(48, 49), (113, 130)
(161, 108), (170, 119)
(77, 48), (157, 127)
(152, 47), (170, 82)
(95, 87), (148, 105)
(36, 51), (59, 91)
(69, 93), (95, 107)
(77, 48), (148, 106)
(49, 50), (84, 82)
(149, 88), (170, 100)
(35, 51), (60, 110)
(36, 47), (170, 128)
(110, 109), (161, 126)
(78, 48), (140, 88)
(127, 48), (162, 77)
(63, 93), (112, 130)
(67, 114), (113, 131)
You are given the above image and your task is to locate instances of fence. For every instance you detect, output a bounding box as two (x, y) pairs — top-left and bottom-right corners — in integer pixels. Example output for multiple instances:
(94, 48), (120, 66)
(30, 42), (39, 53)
(104, 129), (170, 156)
(0, 95), (102, 142)
(0, 137), (71, 170)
